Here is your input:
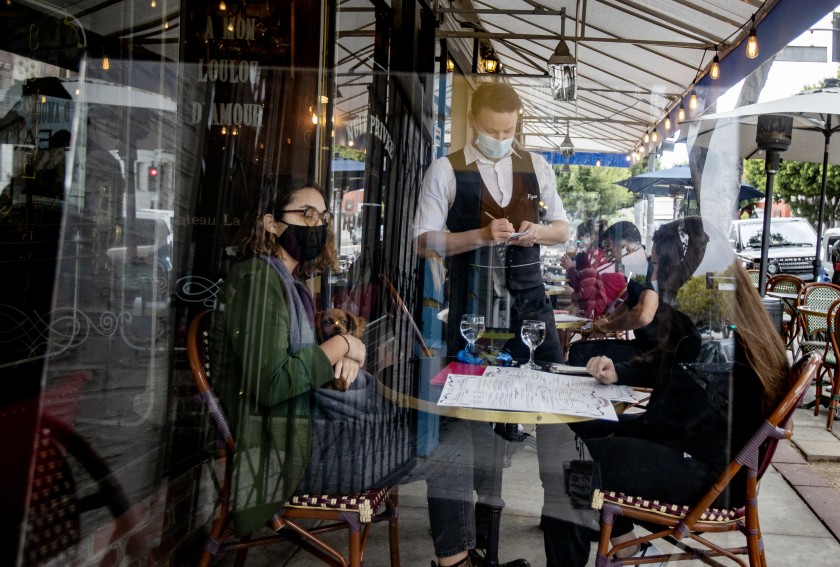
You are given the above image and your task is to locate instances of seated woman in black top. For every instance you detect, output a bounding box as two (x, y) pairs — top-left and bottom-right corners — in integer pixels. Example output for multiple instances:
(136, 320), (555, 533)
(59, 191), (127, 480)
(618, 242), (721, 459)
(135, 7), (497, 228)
(578, 221), (789, 562)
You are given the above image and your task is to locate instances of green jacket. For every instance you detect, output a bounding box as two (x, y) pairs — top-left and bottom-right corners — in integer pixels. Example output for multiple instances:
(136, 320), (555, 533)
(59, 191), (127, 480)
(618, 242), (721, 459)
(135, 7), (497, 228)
(210, 257), (333, 535)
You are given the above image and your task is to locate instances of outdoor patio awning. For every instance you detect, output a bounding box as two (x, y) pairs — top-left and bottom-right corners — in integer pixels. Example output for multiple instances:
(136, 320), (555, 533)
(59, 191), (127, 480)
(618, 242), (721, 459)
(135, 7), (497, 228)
(336, 0), (840, 159)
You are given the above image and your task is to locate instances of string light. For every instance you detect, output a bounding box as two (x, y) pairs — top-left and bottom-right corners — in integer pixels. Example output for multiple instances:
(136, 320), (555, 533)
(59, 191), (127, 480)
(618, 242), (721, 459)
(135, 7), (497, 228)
(102, 54), (110, 70)
(151, 0), (156, 7)
(651, 129), (658, 143)
(664, 116), (672, 131)
(219, 1), (227, 10)
(710, 54), (721, 80)
(446, 59), (455, 72)
(677, 104), (686, 122)
(689, 89), (698, 112)
(595, 158), (601, 168)
(643, 131), (650, 144)
(746, 16), (759, 59)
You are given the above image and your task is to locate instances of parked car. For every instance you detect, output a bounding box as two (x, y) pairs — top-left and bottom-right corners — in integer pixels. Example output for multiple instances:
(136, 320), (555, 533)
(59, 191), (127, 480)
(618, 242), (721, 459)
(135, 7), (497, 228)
(729, 217), (818, 281)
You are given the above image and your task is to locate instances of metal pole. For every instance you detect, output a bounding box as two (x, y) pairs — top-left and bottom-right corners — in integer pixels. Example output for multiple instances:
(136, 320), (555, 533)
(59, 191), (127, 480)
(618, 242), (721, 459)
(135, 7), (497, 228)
(758, 150), (780, 295)
(813, 118), (831, 280)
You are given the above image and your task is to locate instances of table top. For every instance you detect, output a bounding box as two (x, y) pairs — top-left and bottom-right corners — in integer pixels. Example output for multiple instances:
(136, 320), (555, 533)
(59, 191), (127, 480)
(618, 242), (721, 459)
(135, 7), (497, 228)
(798, 306), (829, 318)
(766, 291), (800, 300)
(376, 357), (600, 425)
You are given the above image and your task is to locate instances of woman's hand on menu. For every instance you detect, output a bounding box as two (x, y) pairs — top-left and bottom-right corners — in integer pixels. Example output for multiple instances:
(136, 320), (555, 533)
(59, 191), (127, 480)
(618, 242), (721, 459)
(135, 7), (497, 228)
(586, 355), (618, 384)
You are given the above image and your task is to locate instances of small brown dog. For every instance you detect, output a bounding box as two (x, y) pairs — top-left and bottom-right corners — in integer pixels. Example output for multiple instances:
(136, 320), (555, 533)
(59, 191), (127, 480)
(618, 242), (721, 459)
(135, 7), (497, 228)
(316, 308), (366, 391)
(315, 308), (366, 343)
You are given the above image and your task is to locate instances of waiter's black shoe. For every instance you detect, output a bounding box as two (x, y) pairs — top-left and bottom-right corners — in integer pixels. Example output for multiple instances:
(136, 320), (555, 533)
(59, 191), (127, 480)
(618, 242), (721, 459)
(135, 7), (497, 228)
(469, 548), (531, 567)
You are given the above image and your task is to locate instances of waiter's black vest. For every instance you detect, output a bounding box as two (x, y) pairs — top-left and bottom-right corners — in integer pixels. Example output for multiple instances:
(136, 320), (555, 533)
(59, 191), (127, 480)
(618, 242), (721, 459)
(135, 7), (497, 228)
(446, 148), (543, 292)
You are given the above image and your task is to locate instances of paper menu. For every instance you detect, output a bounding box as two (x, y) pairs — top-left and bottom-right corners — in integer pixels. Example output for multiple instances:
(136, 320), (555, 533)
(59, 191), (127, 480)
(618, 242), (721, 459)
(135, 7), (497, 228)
(436, 366), (632, 421)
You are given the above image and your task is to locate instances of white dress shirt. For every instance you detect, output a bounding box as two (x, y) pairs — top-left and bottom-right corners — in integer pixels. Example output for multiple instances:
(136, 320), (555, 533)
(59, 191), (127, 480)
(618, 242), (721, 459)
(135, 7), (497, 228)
(413, 142), (568, 239)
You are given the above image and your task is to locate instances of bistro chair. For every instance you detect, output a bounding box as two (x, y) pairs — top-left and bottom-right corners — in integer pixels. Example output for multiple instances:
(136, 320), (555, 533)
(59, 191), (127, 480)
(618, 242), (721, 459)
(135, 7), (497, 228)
(793, 283), (840, 413)
(187, 309), (401, 567)
(745, 269), (766, 291)
(822, 299), (840, 430)
(766, 274), (806, 349)
(590, 353), (821, 567)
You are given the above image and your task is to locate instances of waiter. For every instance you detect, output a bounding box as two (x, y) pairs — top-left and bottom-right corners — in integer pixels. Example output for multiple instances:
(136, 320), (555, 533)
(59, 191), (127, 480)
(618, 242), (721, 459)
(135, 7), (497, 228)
(414, 82), (569, 363)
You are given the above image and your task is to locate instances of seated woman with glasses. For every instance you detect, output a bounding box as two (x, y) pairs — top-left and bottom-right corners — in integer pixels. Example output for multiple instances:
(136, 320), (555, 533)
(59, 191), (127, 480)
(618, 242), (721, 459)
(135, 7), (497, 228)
(210, 175), (480, 567)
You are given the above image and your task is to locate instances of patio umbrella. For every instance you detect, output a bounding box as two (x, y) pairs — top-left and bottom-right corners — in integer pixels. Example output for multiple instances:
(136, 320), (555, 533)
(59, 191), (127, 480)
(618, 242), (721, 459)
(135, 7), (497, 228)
(687, 86), (840, 279)
(617, 165), (762, 201)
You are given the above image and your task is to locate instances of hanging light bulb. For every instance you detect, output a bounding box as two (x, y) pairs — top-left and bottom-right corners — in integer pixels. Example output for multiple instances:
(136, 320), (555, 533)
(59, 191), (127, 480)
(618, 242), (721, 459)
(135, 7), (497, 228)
(446, 59), (454, 72)
(664, 115), (672, 131)
(689, 89), (698, 112)
(677, 104), (686, 122)
(651, 129), (658, 143)
(151, 0), (156, 7)
(626, 154), (632, 162)
(643, 131), (650, 144)
(219, 1), (227, 10)
(348, 139), (354, 147)
(746, 16), (759, 59)
(164, 20), (169, 29)
(595, 158), (601, 168)
(221, 126), (227, 135)
(227, 20), (235, 32)
(40, 95), (46, 103)
(102, 54), (110, 70)
(710, 54), (721, 80)
(311, 112), (318, 125)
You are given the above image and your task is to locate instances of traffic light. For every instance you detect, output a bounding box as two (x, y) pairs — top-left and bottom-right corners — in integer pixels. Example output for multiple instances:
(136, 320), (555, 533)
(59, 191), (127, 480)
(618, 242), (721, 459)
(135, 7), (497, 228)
(148, 164), (158, 192)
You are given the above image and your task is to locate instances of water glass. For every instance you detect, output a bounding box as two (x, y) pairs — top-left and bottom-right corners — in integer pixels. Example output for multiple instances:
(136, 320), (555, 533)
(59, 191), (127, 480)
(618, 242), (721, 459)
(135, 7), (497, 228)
(520, 319), (546, 369)
(460, 314), (485, 353)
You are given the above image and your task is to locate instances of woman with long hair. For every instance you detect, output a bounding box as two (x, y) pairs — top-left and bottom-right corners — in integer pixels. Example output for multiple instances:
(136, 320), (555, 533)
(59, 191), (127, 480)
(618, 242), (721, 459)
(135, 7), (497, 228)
(540, 217), (789, 566)
(211, 176), (479, 566)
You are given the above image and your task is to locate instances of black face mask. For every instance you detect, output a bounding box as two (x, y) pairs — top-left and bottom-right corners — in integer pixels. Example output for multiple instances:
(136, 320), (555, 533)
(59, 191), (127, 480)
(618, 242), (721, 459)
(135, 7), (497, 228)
(277, 223), (327, 263)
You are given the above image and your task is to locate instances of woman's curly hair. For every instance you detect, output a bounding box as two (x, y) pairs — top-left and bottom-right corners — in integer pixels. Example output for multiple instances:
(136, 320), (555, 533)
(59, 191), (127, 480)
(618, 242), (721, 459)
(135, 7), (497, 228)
(239, 174), (338, 276)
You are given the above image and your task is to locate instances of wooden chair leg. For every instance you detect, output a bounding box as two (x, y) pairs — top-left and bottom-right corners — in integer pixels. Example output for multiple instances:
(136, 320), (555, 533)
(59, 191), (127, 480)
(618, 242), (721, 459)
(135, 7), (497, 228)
(827, 370), (840, 431)
(814, 366), (827, 417)
(388, 487), (401, 567)
(348, 527), (362, 567)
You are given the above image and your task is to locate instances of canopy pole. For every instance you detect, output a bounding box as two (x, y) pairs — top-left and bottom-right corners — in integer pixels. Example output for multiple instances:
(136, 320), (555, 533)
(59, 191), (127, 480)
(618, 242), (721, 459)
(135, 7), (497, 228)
(813, 117), (832, 280)
(759, 151), (782, 296)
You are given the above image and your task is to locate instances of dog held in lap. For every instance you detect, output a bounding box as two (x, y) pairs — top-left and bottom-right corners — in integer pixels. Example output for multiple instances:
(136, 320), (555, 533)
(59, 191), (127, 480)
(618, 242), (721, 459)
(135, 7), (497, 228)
(315, 308), (366, 390)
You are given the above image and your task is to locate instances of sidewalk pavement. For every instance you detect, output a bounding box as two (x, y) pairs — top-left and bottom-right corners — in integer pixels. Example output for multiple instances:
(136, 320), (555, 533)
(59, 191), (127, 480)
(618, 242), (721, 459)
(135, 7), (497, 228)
(217, 405), (840, 567)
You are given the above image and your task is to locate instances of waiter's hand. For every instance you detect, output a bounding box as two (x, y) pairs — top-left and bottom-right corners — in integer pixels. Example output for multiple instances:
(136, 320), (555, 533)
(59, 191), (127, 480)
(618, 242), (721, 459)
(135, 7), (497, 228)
(586, 355), (618, 384)
(512, 221), (539, 247)
(481, 218), (516, 243)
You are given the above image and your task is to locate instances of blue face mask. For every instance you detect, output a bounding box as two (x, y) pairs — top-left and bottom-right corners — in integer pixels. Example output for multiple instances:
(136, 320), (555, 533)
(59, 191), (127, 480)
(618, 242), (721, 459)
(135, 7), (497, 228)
(474, 129), (514, 159)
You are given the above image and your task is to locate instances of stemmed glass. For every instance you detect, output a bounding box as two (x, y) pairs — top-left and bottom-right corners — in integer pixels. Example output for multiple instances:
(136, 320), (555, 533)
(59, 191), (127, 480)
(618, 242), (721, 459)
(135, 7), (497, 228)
(460, 314), (485, 354)
(520, 320), (546, 370)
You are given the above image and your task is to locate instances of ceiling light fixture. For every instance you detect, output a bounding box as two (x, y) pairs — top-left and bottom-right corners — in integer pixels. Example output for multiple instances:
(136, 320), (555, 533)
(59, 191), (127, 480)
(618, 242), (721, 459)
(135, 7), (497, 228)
(483, 52), (500, 73)
(746, 16), (759, 59)
(547, 9), (576, 102)
(559, 120), (575, 157)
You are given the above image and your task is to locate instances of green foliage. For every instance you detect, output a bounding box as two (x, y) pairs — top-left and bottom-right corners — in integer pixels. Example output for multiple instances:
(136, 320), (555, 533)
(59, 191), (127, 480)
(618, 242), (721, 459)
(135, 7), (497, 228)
(742, 158), (840, 229)
(335, 145), (366, 162)
(556, 165), (636, 222)
(674, 268), (734, 327)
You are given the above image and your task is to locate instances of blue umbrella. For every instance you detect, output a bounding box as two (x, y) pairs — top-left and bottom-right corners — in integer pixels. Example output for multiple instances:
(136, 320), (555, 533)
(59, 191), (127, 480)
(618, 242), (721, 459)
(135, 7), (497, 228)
(617, 166), (762, 201)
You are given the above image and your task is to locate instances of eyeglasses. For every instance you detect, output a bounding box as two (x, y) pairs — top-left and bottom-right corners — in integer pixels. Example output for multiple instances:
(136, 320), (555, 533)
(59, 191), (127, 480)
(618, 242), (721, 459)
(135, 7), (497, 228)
(279, 206), (333, 226)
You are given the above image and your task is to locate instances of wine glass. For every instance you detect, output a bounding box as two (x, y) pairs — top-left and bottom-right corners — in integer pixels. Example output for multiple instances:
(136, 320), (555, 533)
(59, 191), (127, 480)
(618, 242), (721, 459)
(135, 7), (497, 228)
(520, 319), (546, 369)
(460, 314), (485, 353)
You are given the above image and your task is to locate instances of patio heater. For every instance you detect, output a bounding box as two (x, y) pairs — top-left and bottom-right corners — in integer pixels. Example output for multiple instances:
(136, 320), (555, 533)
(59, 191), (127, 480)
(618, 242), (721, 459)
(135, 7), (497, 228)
(755, 114), (793, 296)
